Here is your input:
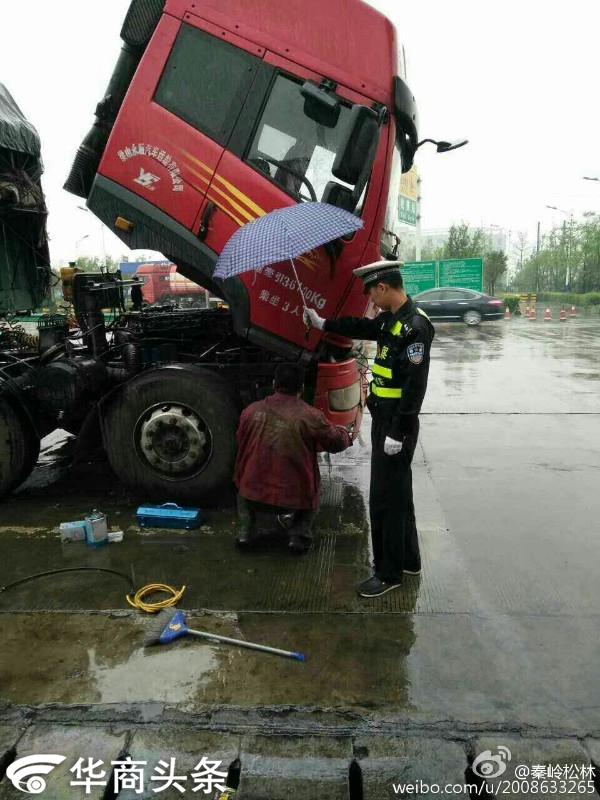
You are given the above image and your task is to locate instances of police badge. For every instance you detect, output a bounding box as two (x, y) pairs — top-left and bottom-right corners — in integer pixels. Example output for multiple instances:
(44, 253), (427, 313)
(407, 342), (425, 365)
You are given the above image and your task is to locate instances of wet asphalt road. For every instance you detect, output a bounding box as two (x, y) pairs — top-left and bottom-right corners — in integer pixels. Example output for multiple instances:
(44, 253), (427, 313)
(0, 314), (599, 796)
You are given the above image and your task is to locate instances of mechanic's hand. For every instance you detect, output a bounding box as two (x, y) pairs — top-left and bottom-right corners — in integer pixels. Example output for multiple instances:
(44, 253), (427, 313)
(384, 436), (403, 456)
(303, 307), (325, 330)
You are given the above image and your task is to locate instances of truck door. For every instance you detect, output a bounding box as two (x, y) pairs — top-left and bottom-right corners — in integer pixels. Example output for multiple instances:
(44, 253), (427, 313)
(99, 13), (264, 233)
(199, 52), (386, 351)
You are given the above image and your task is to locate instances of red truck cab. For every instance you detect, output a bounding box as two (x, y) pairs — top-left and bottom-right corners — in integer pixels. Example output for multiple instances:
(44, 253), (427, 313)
(135, 261), (207, 304)
(67, 1), (417, 327)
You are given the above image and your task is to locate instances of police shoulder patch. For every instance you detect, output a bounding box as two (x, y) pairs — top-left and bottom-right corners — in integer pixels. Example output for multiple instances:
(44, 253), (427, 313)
(407, 342), (425, 364)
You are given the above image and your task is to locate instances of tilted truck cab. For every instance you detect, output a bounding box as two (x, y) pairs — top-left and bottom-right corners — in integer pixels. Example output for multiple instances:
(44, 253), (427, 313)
(1, 0), (419, 501)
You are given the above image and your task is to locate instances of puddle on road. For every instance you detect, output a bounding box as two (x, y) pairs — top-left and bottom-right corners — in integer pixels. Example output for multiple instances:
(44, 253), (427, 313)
(87, 641), (218, 703)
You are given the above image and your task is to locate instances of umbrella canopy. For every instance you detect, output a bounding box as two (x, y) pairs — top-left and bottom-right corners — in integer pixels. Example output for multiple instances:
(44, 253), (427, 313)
(213, 202), (363, 280)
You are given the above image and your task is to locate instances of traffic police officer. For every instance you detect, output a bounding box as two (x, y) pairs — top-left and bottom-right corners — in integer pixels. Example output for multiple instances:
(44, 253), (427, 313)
(304, 260), (434, 597)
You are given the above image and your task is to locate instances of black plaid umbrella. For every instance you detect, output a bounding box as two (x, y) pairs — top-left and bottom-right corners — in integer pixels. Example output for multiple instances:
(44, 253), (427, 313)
(213, 202), (363, 310)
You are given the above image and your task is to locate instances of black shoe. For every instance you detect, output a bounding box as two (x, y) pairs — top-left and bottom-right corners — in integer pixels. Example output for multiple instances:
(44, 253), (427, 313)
(357, 575), (402, 598)
(289, 535), (311, 553)
(235, 529), (254, 548)
(278, 513), (294, 530)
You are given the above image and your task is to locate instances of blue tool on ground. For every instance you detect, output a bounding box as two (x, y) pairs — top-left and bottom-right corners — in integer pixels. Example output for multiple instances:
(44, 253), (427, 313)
(136, 503), (203, 530)
(144, 607), (305, 661)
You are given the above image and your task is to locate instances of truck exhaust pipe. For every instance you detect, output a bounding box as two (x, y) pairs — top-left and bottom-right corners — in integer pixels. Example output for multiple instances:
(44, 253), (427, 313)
(64, 0), (165, 198)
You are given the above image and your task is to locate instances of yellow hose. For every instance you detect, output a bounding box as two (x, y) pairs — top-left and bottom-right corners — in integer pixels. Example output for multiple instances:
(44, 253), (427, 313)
(126, 582), (186, 613)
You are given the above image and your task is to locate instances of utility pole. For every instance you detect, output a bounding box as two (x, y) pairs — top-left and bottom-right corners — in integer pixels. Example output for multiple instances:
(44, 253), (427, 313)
(546, 205), (573, 291)
(536, 221), (540, 255)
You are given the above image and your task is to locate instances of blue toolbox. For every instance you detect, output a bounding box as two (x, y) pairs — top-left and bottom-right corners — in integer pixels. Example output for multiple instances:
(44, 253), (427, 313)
(136, 503), (203, 530)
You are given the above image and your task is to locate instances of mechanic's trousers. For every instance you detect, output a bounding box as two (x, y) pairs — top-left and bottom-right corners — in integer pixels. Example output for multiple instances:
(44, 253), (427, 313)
(237, 494), (317, 542)
(370, 412), (420, 582)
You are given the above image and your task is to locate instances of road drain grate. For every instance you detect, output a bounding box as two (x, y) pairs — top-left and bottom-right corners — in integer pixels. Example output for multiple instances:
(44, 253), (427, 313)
(349, 758), (364, 799)
(0, 746), (17, 783)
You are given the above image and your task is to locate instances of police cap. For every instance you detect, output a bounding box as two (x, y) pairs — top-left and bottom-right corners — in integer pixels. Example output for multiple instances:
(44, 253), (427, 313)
(353, 260), (404, 294)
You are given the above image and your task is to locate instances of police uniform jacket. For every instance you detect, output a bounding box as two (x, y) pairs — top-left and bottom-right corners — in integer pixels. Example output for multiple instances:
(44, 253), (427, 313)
(324, 296), (434, 440)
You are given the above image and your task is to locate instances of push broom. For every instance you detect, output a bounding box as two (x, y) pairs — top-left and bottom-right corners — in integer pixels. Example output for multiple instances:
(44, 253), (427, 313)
(144, 607), (305, 661)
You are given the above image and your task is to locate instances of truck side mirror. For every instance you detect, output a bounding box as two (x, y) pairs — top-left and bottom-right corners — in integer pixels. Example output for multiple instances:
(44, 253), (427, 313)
(300, 81), (341, 127)
(393, 76), (418, 173)
(332, 105), (379, 185)
(322, 181), (355, 212)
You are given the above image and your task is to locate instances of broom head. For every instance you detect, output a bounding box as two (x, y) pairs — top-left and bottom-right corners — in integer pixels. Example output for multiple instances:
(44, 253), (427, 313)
(144, 606), (189, 647)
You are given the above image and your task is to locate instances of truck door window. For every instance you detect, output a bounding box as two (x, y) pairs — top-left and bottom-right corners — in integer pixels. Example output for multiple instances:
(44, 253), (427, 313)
(154, 24), (261, 146)
(246, 75), (359, 205)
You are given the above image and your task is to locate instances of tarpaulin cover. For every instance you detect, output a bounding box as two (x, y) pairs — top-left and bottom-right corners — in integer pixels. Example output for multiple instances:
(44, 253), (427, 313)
(0, 84), (41, 157)
(0, 84), (50, 313)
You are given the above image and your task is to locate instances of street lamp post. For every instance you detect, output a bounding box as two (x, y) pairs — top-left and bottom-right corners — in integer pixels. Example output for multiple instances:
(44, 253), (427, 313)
(546, 205), (574, 290)
(75, 234), (90, 260)
(78, 206), (106, 262)
(415, 177), (422, 261)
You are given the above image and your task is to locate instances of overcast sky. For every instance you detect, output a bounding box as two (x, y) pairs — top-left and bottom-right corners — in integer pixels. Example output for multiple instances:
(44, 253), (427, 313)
(1, 0), (598, 264)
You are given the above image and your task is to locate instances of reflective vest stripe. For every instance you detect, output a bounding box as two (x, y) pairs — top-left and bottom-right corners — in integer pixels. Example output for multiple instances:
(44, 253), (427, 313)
(372, 384), (402, 398)
(372, 363), (392, 378)
(389, 321), (403, 336)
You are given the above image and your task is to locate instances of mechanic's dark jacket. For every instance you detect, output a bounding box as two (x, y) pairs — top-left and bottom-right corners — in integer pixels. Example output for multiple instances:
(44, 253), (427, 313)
(324, 296), (435, 440)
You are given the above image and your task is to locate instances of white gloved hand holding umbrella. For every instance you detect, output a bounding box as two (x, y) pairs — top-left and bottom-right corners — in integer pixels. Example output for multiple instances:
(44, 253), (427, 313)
(302, 308), (325, 330)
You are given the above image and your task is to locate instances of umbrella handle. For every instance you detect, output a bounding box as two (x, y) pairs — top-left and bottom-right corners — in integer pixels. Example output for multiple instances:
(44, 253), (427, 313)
(289, 258), (308, 312)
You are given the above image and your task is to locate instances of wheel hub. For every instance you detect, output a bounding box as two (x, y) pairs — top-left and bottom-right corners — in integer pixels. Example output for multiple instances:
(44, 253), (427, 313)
(137, 403), (210, 478)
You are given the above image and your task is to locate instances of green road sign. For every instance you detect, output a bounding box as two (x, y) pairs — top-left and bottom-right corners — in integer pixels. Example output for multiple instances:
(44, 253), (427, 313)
(438, 258), (483, 291)
(398, 196), (418, 226)
(402, 261), (436, 294)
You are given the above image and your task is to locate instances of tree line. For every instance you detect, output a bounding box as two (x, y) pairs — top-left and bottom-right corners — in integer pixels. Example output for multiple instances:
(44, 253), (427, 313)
(511, 213), (600, 294)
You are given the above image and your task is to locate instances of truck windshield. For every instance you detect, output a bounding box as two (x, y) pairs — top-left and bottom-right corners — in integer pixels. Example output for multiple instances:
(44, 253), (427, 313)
(246, 75), (359, 206)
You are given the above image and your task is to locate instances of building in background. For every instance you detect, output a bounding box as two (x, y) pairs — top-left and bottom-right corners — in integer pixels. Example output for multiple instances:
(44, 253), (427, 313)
(398, 226), (511, 259)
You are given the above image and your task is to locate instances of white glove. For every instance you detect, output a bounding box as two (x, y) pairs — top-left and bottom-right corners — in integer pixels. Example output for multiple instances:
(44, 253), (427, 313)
(384, 436), (403, 456)
(303, 307), (325, 330)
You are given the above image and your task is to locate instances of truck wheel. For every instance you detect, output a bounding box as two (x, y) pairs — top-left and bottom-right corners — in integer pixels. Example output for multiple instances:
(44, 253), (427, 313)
(0, 399), (40, 500)
(103, 367), (240, 504)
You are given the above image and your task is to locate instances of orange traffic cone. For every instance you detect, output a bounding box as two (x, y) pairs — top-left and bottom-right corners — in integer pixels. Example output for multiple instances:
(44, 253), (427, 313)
(570, 305), (576, 317)
(544, 307), (551, 321)
(559, 307), (567, 321)
(525, 306), (530, 317)
(529, 305), (536, 320)
(504, 306), (510, 320)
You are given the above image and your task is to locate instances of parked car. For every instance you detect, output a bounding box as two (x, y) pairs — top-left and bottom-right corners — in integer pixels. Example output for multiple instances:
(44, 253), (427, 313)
(412, 287), (504, 325)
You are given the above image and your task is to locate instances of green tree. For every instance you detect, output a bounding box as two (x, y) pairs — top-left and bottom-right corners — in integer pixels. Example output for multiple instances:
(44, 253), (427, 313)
(484, 250), (508, 295)
(443, 222), (491, 259)
(75, 255), (118, 273)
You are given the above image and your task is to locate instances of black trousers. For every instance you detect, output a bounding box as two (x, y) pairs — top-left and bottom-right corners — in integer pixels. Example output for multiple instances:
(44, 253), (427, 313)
(237, 494), (317, 541)
(369, 413), (420, 582)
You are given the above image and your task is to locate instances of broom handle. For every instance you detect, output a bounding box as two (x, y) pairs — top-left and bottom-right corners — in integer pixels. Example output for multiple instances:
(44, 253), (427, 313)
(187, 628), (304, 661)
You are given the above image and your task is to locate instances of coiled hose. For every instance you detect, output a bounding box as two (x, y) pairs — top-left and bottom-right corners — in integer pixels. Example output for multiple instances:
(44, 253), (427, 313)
(126, 582), (186, 613)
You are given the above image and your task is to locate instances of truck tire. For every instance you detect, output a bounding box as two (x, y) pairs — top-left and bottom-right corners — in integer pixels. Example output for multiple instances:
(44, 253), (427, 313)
(0, 398), (41, 500)
(103, 367), (240, 504)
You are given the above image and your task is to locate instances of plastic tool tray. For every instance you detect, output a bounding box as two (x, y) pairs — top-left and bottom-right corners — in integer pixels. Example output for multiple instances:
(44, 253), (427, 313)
(136, 503), (203, 530)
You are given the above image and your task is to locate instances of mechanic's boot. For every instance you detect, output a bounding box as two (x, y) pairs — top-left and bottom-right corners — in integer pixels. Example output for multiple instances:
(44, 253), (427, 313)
(236, 495), (257, 548)
(289, 534), (311, 553)
(235, 525), (254, 548)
